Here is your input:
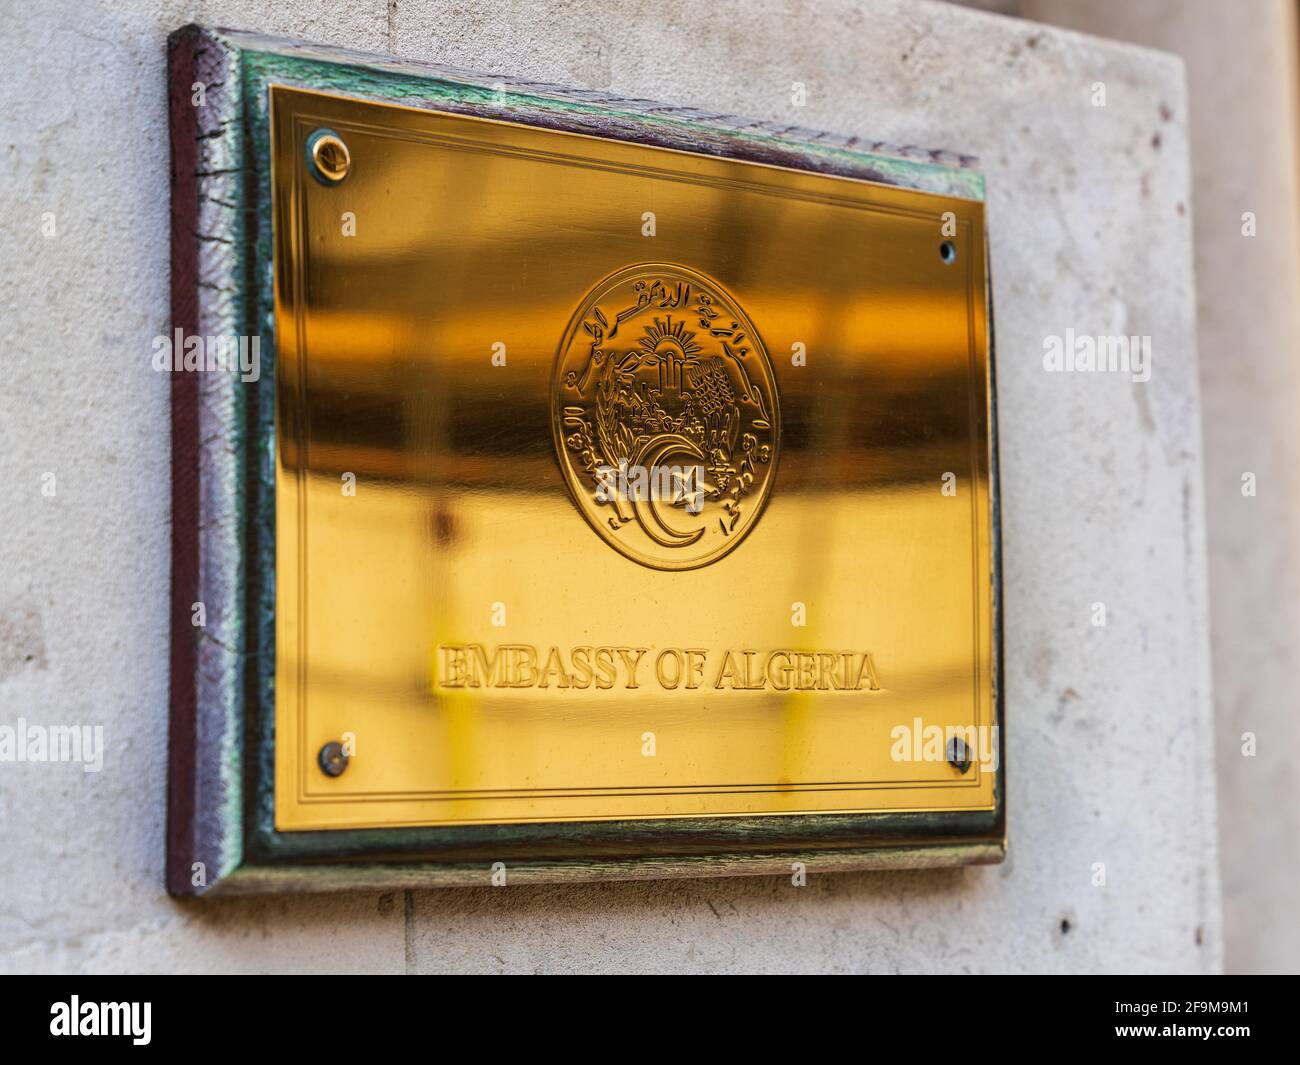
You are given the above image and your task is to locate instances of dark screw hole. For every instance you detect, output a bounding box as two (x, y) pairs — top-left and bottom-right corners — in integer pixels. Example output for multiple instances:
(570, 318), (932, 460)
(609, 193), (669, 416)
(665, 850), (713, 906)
(318, 740), (349, 777)
(939, 240), (957, 265)
(946, 736), (972, 773)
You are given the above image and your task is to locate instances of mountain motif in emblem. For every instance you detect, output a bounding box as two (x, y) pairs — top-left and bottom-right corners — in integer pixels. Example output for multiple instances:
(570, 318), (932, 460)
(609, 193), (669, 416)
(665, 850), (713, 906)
(552, 264), (780, 570)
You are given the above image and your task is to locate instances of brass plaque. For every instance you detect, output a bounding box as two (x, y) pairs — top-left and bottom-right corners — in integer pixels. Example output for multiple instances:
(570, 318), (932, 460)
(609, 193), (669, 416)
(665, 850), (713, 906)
(271, 86), (994, 832)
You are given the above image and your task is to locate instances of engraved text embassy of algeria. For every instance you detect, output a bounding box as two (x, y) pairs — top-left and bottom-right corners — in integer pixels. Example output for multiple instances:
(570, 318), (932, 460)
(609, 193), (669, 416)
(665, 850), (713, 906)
(437, 645), (882, 692)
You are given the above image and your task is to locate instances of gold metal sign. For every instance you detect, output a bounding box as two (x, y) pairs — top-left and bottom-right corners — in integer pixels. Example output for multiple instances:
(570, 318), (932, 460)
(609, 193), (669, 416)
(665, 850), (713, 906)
(270, 86), (994, 833)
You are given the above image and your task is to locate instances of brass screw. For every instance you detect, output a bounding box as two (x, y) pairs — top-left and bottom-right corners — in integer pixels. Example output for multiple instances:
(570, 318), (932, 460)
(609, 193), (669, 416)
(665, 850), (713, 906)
(318, 740), (349, 777)
(307, 129), (350, 185)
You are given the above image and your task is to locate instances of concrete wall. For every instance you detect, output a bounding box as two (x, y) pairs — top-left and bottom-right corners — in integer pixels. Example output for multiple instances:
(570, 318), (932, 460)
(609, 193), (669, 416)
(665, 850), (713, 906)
(0, 0), (1219, 973)
(1015, 0), (1300, 979)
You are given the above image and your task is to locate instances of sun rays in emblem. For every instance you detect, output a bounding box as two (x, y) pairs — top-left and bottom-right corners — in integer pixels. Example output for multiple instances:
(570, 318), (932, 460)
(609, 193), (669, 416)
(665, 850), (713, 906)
(637, 317), (702, 361)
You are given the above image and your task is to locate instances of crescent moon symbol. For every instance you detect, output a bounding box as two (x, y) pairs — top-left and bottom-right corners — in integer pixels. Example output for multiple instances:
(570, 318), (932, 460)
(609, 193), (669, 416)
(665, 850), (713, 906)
(631, 434), (707, 549)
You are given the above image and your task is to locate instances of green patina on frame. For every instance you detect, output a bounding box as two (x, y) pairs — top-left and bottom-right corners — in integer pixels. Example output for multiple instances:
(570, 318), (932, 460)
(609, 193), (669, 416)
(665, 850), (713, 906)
(166, 25), (1003, 895)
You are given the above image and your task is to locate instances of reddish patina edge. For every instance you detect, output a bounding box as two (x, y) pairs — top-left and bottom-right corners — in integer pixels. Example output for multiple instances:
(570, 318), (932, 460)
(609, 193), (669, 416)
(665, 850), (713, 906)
(165, 29), (202, 897)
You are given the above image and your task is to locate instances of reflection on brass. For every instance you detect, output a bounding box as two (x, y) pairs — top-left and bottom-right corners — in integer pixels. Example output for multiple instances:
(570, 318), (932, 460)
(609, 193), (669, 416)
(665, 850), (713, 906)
(554, 263), (779, 569)
(270, 86), (994, 832)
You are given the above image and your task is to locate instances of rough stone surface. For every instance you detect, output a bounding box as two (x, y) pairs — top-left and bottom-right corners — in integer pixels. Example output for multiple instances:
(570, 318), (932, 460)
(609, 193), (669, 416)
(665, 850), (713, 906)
(0, 0), (1218, 973)
(1024, 0), (1300, 980)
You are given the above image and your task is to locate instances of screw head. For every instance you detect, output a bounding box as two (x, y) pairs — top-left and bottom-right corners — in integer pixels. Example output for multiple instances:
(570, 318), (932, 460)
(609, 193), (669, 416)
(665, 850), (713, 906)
(306, 129), (350, 185)
(318, 740), (349, 777)
(946, 736), (972, 774)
